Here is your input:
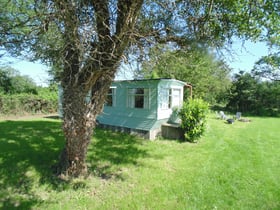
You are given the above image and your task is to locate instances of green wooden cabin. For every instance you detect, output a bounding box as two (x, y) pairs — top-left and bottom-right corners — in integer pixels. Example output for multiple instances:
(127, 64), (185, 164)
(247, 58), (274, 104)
(97, 79), (186, 139)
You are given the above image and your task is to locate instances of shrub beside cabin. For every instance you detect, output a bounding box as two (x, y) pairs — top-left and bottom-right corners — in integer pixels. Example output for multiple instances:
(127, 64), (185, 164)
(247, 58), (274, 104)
(59, 79), (188, 139)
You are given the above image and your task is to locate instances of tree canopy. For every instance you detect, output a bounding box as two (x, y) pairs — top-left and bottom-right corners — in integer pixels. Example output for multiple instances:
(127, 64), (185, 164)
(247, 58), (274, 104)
(252, 52), (280, 81)
(1, 0), (280, 68)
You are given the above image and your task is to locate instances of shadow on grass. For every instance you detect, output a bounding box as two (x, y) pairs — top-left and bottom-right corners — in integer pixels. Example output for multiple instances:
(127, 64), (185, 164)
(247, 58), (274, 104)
(88, 128), (148, 180)
(0, 120), (148, 209)
(0, 120), (64, 209)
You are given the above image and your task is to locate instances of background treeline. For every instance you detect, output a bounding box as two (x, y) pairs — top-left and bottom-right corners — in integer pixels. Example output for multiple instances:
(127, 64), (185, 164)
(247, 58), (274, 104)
(139, 45), (280, 117)
(0, 66), (58, 116)
(226, 72), (280, 116)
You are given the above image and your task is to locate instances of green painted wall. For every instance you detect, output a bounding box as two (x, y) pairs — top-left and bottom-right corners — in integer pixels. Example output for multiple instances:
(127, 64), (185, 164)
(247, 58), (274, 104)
(97, 79), (186, 131)
(98, 79), (159, 131)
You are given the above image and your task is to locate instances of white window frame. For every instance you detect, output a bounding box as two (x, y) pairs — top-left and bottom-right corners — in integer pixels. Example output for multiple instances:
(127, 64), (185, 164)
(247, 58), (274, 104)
(127, 88), (149, 109)
(170, 88), (181, 108)
(105, 87), (116, 107)
(160, 88), (169, 110)
(160, 88), (182, 109)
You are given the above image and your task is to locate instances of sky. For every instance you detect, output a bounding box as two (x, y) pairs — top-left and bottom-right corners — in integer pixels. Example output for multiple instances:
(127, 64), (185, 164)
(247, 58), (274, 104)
(223, 40), (270, 74)
(9, 60), (50, 86)
(3, 40), (271, 86)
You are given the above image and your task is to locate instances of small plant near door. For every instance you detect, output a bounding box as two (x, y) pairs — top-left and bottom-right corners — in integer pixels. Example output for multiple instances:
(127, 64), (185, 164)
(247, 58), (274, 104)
(179, 99), (209, 142)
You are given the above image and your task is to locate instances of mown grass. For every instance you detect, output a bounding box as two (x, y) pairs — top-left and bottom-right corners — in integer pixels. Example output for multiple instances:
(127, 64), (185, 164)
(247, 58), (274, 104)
(0, 115), (279, 209)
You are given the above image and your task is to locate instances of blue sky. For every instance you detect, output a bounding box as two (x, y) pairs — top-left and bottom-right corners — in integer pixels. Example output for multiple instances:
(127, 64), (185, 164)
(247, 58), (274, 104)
(9, 59), (50, 86)
(223, 40), (270, 74)
(5, 40), (271, 86)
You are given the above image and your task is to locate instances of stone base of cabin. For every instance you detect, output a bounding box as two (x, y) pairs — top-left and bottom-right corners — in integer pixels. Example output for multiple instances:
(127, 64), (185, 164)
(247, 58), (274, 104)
(97, 123), (161, 140)
(161, 123), (184, 140)
(97, 122), (184, 140)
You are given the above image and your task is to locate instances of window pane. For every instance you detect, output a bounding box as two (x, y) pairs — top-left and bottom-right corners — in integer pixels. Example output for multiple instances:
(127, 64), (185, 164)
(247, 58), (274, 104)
(169, 89), (172, 108)
(127, 88), (149, 109)
(135, 95), (144, 108)
(172, 89), (180, 107)
(160, 89), (169, 109)
(105, 88), (115, 106)
(106, 95), (113, 106)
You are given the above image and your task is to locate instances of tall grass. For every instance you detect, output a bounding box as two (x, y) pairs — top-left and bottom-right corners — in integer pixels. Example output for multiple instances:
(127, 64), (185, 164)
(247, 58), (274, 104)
(0, 115), (279, 209)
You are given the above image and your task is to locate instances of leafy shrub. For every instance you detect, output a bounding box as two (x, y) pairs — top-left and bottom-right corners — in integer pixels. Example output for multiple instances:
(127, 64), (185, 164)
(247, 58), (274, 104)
(178, 99), (209, 142)
(0, 87), (58, 116)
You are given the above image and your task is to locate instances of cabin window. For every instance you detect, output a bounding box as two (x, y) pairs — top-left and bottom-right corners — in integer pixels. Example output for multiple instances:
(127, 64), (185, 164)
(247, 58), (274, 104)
(160, 88), (169, 109)
(127, 88), (149, 109)
(105, 87), (116, 106)
(170, 88), (181, 108)
(160, 88), (181, 109)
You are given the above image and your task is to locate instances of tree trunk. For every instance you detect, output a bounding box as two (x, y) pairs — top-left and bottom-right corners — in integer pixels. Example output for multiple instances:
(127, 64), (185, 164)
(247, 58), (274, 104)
(56, 86), (92, 177)
(52, 0), (144, 178)
(56, 73), (114, 177)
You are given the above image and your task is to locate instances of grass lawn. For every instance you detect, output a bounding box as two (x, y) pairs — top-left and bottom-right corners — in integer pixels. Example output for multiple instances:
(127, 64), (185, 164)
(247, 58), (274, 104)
(0, 115), (280, 209)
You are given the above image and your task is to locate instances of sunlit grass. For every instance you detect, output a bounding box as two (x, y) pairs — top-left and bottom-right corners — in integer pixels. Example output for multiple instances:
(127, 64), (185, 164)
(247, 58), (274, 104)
(0, 115), (279, 209)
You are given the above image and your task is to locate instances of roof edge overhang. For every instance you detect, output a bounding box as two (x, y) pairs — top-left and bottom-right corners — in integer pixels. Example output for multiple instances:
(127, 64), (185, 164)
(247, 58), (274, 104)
(113, 78), (187, 85)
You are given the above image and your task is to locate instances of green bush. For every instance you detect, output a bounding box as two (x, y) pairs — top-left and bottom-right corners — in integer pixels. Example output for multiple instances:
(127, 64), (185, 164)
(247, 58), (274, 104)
(179, 99), (209, 142)
(0, 87), (58, 116)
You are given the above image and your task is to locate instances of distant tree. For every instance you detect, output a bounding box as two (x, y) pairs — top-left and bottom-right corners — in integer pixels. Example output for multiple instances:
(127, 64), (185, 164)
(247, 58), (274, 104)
(255, 81), (280, 114)
(10, 75), (38, 94)
(226, 71), (280, 115)
(227, 72), (258, 112)
(0, 67), (12, 94)
(0, 66), (37, 94)
(140, 45), (231, 103)
(1, 0), (279, 177)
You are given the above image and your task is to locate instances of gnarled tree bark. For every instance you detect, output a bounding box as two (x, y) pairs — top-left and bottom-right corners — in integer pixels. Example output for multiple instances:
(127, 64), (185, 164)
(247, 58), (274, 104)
(58, 74), (114, 177)
(55, 0), (144, 177)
